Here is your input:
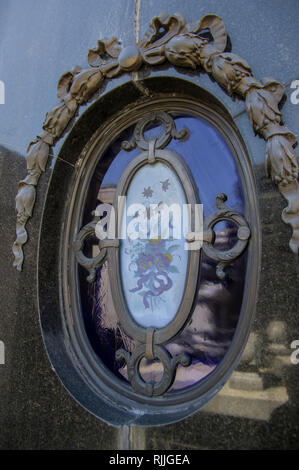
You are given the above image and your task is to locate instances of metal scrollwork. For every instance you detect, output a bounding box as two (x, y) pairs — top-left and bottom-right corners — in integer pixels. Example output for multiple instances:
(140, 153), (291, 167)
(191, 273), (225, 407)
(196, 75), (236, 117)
(73, 216), (119, 283)
(116, 343), (191, 397)
(202, 193), (251, 279)
(72, 112), (252, 397)
(121, 111), (189, 152)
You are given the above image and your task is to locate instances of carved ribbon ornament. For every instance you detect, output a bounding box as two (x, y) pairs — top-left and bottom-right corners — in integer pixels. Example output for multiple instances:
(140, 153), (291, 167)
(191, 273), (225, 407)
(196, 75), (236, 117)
(13, 12), (299, 270)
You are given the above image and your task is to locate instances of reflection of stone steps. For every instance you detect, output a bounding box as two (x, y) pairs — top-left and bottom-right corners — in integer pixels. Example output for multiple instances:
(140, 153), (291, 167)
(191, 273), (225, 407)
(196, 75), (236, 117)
(202, 320), (291, 421)
(119, 360), (216, 391)
(201, 379), (288, 421)
(228, 371), (264, 391)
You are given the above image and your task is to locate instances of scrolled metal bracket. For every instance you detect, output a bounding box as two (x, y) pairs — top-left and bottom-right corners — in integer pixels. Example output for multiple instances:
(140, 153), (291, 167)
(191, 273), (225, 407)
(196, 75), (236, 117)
(202, 193), (251, 279)
(116, 341), (191, 397)
(121, 111), (189, 152)
(73, 215), (119, 283)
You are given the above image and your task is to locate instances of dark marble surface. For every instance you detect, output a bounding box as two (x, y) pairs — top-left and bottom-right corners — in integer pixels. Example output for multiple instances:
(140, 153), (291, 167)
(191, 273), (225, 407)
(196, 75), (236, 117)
(141, 164), (299, 450)
(0, 0), (298, 449)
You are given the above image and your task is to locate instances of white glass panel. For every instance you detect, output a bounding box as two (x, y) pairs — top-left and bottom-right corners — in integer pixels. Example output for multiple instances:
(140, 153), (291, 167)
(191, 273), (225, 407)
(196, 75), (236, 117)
(120, 162), (188, 328)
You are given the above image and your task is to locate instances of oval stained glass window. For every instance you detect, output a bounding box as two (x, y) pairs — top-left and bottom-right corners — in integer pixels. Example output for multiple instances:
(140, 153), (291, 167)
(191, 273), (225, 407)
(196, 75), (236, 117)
(74, 108), (254, 400)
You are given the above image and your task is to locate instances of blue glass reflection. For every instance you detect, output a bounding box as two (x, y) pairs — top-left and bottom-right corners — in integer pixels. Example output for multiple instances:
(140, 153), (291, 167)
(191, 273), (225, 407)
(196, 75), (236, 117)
(79, 115), (247, 391)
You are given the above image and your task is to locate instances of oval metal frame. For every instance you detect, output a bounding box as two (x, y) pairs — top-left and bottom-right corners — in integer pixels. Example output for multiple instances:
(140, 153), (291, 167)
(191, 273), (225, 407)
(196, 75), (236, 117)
(108, 148), (201, 345)
(62, 93), (260, 408)
(38, 77), (261, 425)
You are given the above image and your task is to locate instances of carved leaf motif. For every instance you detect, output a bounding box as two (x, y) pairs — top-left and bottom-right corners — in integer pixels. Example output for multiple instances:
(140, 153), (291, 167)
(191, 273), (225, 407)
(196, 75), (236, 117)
(211, 53), (252, 96)
(165, 33), (207, 69)
(87, 37), (122, 67)
(16, 184), (36, 220)
(26, 140), (50, 174)
(57, 71), (74, 99)
(42, 101), (77, 142)
(139, 12), (187, 65)
(245, 79), (284, 135)
(139, 12), (186, 49)
(185, 14), (227, 71)
(57, 66), (81, 99)
(260, 78), (285, 103)
(265, 135), (298, 186)
(69, 68), (104, 103)
(196, 14), (227, 52)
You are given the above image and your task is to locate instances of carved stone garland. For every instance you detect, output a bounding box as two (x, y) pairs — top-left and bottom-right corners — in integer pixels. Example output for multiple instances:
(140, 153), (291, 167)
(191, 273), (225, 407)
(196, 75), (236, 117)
(13, 12), (299, 270)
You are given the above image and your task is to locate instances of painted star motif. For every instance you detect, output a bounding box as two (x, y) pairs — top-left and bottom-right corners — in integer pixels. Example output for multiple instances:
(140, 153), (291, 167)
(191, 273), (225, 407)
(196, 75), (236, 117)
(160, 179), (170, 192)
(142, 186), (153, 198)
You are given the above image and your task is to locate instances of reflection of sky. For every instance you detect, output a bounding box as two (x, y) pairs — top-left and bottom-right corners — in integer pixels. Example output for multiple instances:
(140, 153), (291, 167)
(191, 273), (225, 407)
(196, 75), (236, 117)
(101, 147), (139, 186)
(167, 117), (244, 216)
(101, 116), (244, 217)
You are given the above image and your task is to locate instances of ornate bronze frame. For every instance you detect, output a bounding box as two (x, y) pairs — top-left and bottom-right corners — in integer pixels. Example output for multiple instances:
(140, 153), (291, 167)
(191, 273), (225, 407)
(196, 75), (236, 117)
(41, 92), (260, 422)
(73, 111), (251, 396)
(13, 12), (298, 271)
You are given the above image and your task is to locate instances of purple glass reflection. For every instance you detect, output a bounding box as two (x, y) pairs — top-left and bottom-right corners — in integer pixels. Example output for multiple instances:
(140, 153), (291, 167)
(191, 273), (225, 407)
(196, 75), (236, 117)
(79, 116), (247, 391)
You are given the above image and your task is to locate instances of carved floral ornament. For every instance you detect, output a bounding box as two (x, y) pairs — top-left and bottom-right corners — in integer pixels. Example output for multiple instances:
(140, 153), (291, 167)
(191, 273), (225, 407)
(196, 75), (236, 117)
(13, 12), (299, 270)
